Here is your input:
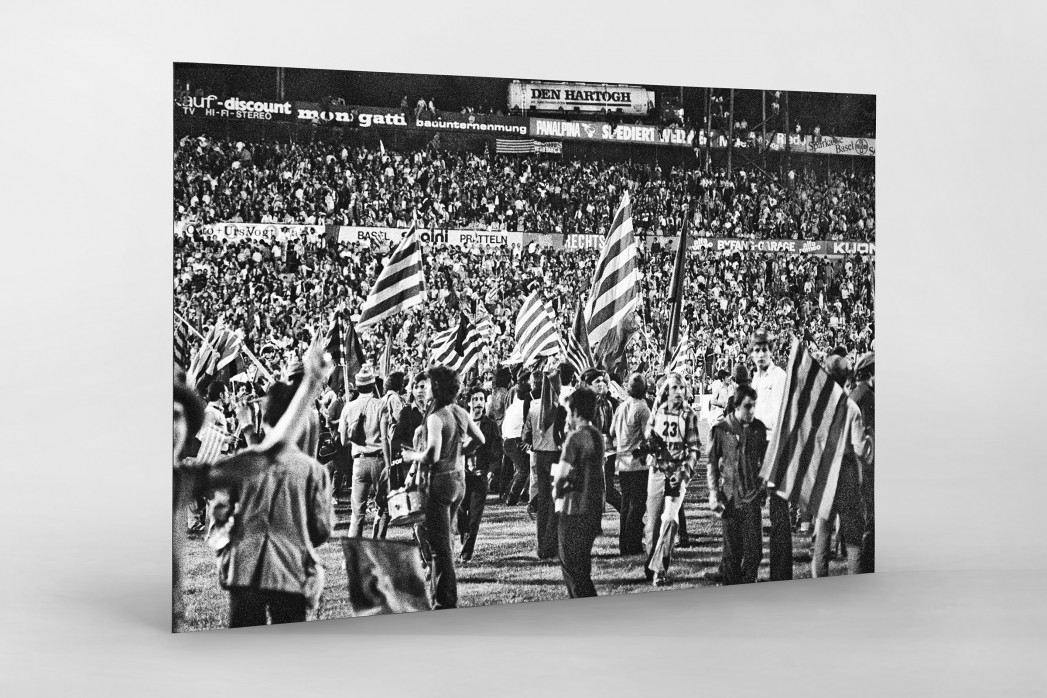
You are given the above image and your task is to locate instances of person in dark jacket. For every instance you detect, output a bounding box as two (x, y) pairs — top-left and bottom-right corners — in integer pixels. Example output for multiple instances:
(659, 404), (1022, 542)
(707, 384), (767, 585)
(458, 386), (501, 562)
(580, 368), (621, 514)
(390, 372), (430, 489)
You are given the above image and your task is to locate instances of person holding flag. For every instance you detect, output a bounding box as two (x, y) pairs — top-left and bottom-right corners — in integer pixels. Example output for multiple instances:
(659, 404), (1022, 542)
(610, 372), (652, 556)
(749, 328), (792, 581)
(643, 372), (702, 587)
(811, 355), (874, 577)
(521, 359), (568, 560)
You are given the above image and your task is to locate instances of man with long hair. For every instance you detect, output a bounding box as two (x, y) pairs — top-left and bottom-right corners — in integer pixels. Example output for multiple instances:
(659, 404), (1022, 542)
(390, 372), (430, 489)
(405, 365), (485, 609)
(610, 372), (651, 556)
(644, 372), (702, 587)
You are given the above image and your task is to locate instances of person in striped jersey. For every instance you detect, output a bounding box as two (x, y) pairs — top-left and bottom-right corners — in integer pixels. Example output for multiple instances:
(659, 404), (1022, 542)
(643, 372), (702, 587)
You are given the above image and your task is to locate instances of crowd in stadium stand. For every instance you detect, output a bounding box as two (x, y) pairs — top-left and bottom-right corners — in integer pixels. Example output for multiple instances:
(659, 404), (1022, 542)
(174, 138), (875, 242)
(174, 226), (874, 395)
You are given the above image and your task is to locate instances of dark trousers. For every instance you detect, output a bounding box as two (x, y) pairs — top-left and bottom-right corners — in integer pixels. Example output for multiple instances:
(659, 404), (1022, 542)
(768, 489), (793, 581)
(722, 499), (763, 585)
(618, 469), (648, 555)
(532, 451), (560, 558)
(331, 444), (353, 496)
(503, 438), (530, 505)
(603, 454), (622, 513)
(558, 513), (601, 598)
(227, 588), (307, 628)
(416, 470), (466, 609)
(457, 469), (488, 560)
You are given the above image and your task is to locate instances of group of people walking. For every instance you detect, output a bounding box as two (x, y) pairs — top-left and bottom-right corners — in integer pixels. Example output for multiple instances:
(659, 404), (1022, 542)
(173, 327), (875, 629)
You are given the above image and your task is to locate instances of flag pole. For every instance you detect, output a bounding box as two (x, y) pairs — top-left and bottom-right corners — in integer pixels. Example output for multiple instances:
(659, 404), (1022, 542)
(340, 315), (350, 398)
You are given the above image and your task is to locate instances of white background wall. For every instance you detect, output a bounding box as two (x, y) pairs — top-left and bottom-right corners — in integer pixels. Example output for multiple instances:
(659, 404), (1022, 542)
(1, 1), (1044, 695)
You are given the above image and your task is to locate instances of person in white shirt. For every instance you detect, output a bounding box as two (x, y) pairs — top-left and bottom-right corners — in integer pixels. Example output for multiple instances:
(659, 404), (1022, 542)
(709, 369), (731, 422)
(748, 328), (793, 581)
(501, 371), (533, 505)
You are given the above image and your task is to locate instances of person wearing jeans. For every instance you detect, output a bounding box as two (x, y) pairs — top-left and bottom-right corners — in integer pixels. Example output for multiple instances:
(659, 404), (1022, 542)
(610, 373), (651, 556)
(458, 387), (500, 561)
(707, 384), (767, 585)
(407, 366), (484, 609)
(421, 470), (466, 608)
(339, 366), (387, 538)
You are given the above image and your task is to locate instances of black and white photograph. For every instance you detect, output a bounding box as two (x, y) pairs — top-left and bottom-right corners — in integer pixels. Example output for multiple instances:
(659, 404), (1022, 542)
(6, 1), (1047, 694)
(173, 63), (876, 631)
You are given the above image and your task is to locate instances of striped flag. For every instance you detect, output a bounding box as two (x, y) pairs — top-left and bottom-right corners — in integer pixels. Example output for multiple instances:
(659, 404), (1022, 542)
(563, 303), (595, 376)
(325, 311), (366, 392)
(760, 337), (858, 522)
(214, 330), (243, 383)
(174, 318), (189, 371)
(431, 313), (484, 375)
(189, 324), (236, 393)
(665, 336), (692, 375)
(662, 216), (689, 370)
(585, 192), (639, 349)
(356, 225), (425, 330)
(195, 424), (229, 465)
(512, 290), (562, 368)
(475, 315), (499, 341)
(325, 313), (345, 364)
(592, 310), (639, 381)
(495, 139), (563, 155)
